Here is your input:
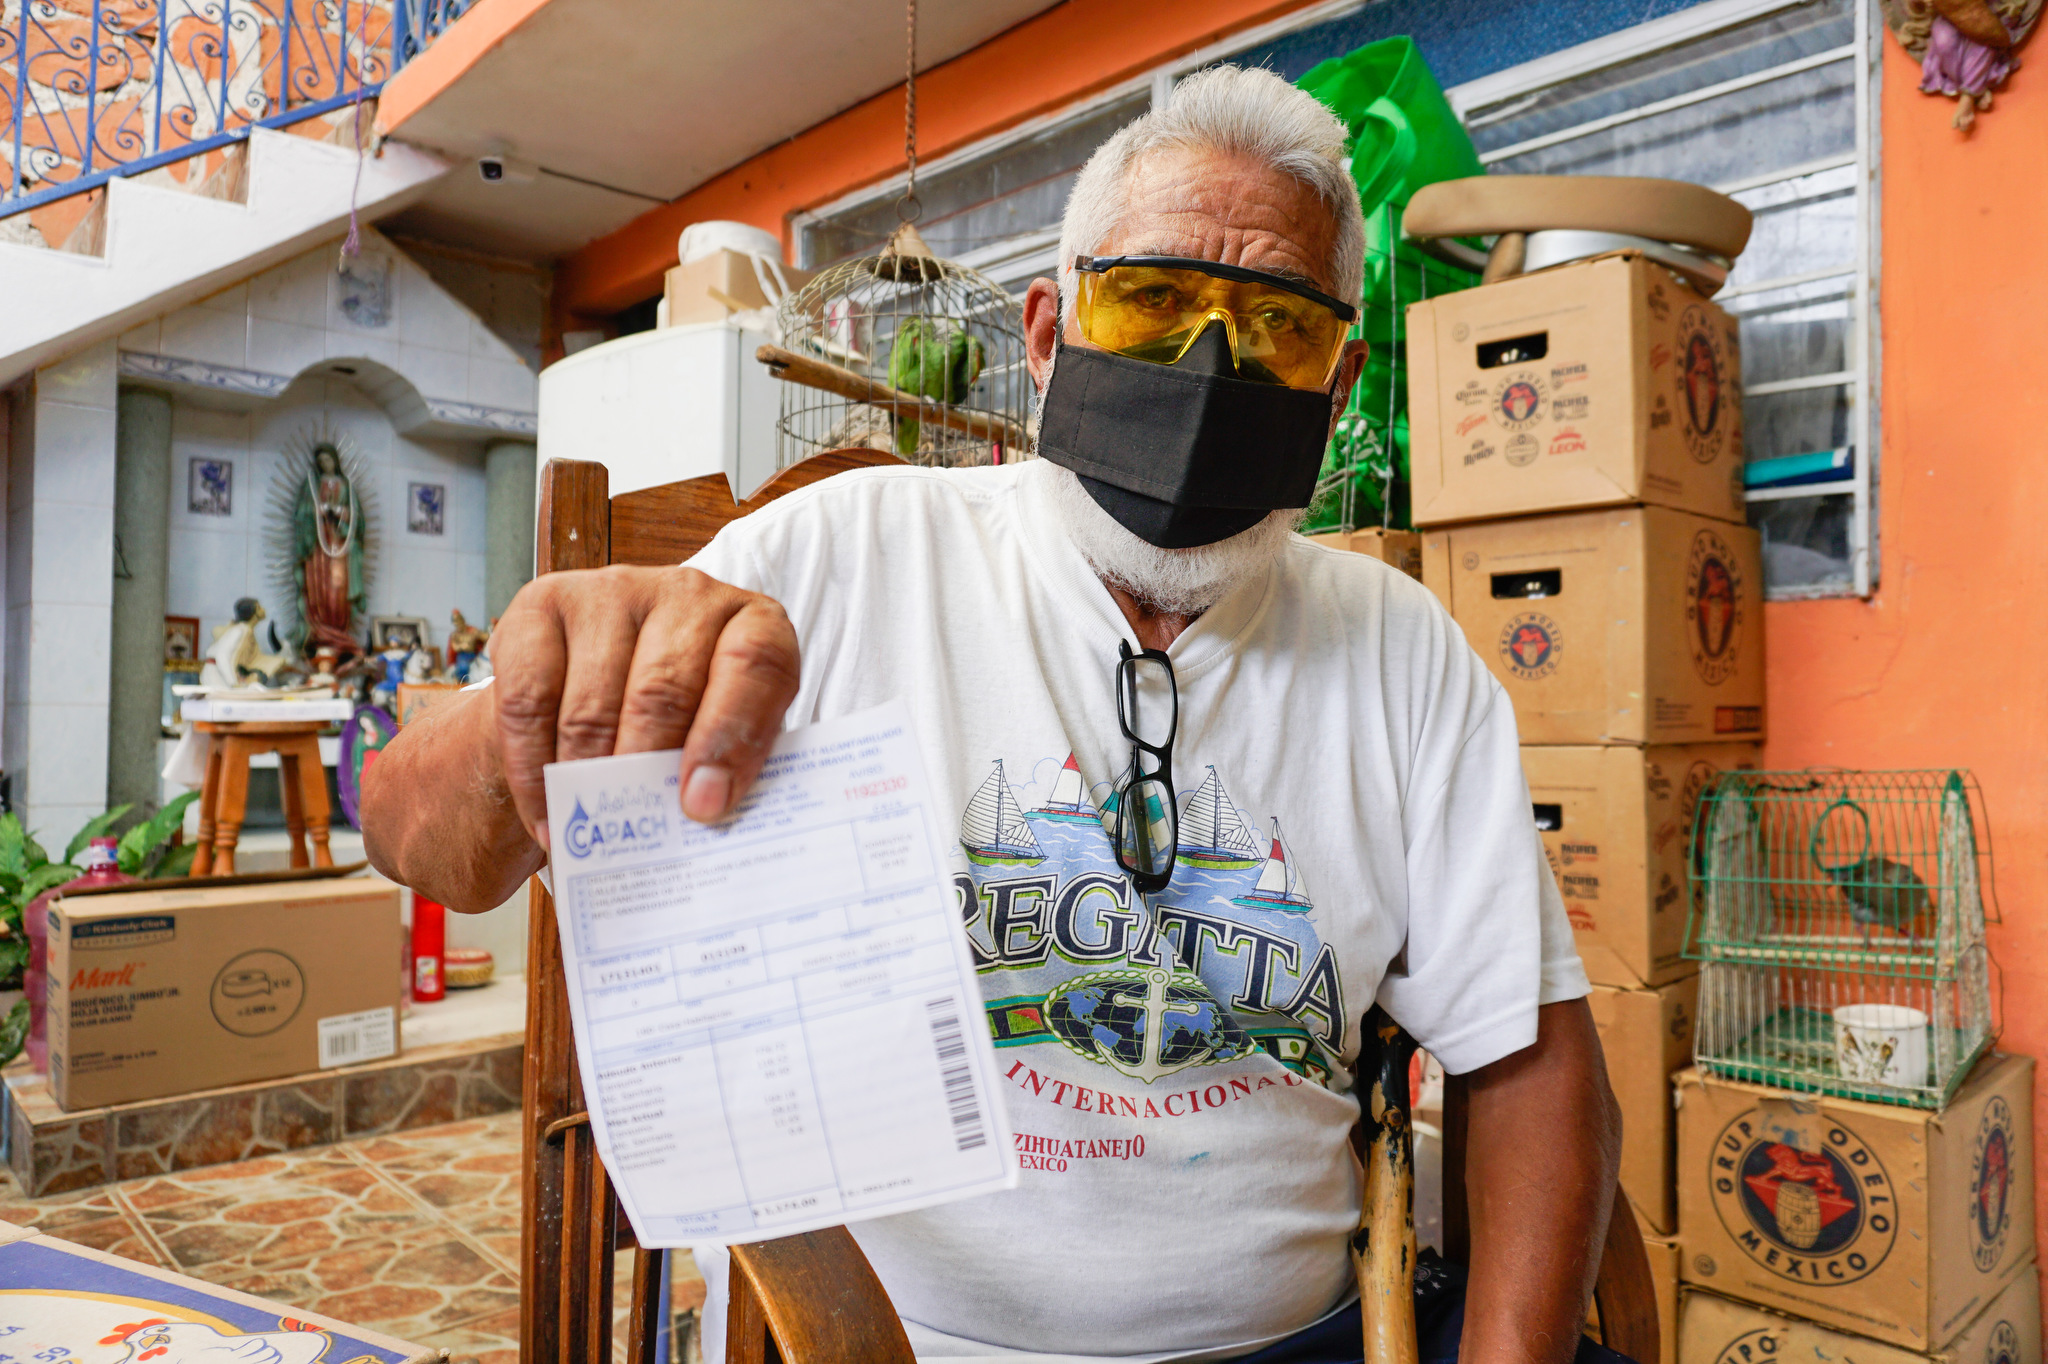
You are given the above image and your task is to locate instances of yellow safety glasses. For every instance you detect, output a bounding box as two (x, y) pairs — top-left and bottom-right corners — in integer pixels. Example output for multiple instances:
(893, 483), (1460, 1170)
(1072, 254), (1358, 391)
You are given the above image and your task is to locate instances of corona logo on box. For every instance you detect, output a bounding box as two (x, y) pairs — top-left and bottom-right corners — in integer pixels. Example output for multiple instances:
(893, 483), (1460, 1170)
(1708, 1111), (1898, 1285)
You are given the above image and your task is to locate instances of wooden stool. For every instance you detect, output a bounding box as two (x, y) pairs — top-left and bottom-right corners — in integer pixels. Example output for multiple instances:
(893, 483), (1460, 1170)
(190, 721), (335, 876)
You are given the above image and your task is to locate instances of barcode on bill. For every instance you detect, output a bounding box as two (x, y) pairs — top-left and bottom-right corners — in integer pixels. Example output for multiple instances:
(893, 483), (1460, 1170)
(317, 1007), (398, 1069)
(926, 996), (987, 1152)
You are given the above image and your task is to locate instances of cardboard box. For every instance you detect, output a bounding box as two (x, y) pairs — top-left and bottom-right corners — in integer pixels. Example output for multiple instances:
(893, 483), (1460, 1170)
(0, 1226), (432, 1358)
(1424, 506), (1765, 745)
(1678, 1272), (2040, 1364)
(1648, 1234), (1681, 1364)
(1308, 527), (1424, 579)
(48, 877), (403, 1110)
(664, 248), (814, 328)
(1676, 1055), (2035, 1350)
(1526, 743), (1759, 988)
(1591, 980), (1698, 1233)
(1407, 252), (1745, 527)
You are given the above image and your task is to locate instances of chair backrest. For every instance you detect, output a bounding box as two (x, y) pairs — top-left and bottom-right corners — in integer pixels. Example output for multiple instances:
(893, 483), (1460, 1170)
(521, 448), (1659, 1364)
(523, 450), (905, 1364)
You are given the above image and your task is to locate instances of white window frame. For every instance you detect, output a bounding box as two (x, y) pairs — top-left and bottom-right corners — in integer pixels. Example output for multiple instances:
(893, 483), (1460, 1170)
(1448, 0), (1883, 598)
(790, 0), (1376, 281)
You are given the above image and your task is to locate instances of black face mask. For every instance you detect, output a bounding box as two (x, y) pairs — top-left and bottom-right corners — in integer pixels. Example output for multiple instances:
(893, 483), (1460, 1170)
(1036, 322), (1337, 549)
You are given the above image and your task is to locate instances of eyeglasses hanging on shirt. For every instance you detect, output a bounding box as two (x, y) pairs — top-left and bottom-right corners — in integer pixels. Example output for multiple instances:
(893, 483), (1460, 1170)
(1113, 640), (1179, 893)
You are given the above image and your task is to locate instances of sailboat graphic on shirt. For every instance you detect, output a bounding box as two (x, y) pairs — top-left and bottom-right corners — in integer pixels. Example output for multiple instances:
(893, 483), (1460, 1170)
(1029, 753), (1099, 823)
(1176, 767), (1262, 869)
(1233, 818), (1314, 913)
(960, 761), (1046, 867)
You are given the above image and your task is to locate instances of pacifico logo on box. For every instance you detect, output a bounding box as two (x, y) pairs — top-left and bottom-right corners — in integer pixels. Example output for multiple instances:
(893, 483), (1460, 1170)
(1677, 304), (1729, 463)
(1498, 613), (1562, 680)
(1707, 1110), (1898, 1285)
(563, 780), (677, 860)
(1686, 530), (1744, 685)
(1971, 1096), (2015, 1272)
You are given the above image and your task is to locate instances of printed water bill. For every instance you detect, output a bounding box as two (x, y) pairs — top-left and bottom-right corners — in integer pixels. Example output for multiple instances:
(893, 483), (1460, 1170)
(543, 700), (1017, 1246)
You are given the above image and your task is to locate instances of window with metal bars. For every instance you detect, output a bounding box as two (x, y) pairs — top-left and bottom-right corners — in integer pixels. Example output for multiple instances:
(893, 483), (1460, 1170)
(1448, 0), (1882, 598)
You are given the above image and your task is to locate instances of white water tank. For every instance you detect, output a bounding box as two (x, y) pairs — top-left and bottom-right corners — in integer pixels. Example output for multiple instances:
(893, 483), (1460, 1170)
(536, 321), (781, 503)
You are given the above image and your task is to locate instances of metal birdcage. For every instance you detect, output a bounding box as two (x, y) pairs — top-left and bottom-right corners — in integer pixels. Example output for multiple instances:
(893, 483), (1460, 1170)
(1687, 769), (1996, 1108)
(770, 224), (1031, 470)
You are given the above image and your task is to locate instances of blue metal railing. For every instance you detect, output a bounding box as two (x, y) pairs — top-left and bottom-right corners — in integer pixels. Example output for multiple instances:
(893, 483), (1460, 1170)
(2, 0), (470, 221)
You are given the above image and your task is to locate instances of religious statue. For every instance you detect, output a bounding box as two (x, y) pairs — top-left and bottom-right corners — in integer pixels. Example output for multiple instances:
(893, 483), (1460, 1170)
(199, 598), (288, 690)
(447, 609), (491, 682)
(291, 443), (368, 659)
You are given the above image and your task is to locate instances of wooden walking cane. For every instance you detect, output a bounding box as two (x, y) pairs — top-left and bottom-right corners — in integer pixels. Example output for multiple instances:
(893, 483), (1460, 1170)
(1354, 1005), (1421, 1364)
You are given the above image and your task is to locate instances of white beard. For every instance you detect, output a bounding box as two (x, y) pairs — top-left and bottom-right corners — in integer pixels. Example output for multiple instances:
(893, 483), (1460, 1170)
(1043, 463), (1303, 617)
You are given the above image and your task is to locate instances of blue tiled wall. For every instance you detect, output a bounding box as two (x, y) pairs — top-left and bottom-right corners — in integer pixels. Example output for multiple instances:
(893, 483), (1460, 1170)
(1232, 0), (1715, 90)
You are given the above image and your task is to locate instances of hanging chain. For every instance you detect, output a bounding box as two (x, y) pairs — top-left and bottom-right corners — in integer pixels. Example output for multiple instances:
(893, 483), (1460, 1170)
(897, 0), (922, 223)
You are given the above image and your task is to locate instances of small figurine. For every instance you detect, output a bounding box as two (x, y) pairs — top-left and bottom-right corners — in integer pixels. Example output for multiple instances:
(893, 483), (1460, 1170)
(199, 598), (287, 689)
(372, 637), (412, 709)
(447, 609), (491, 682)
(404, 645), (438, 684)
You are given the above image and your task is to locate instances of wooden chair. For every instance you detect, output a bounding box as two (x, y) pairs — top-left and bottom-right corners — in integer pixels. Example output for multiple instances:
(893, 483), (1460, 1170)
(523, 450), (1660, 1364)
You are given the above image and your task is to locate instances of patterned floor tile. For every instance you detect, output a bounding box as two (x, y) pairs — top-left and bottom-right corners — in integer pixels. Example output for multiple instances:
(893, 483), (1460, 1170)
(0, 1107), (702, 1351)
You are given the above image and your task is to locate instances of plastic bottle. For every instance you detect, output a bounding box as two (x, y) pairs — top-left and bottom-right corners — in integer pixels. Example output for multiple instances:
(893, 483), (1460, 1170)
(411, 895), (446, 1003)
(26, 837), (134, 1072)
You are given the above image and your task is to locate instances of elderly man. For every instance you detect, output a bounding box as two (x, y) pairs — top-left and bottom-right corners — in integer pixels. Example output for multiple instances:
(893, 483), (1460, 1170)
(364, 66), (1621, 1364)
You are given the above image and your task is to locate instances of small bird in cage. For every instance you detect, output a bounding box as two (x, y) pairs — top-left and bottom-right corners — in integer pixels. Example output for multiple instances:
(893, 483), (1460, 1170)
(888, 318), (984, 457)
(1824, 852), (1933, 945)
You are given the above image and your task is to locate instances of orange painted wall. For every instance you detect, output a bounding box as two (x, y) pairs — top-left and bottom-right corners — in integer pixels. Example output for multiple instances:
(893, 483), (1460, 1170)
(548, 0), (1322, 332)
(1766, 41), (2048, 1274)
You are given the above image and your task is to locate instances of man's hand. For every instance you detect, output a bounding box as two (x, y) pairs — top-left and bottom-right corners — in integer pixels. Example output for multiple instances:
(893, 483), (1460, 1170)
(360, 565), (799, 911)
(1460, 998), (1622, 1364)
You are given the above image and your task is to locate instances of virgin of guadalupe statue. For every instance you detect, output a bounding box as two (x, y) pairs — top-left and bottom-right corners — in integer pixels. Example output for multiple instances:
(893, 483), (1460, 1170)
(268, 428), (377, 664)
(292, 443), (368, 657)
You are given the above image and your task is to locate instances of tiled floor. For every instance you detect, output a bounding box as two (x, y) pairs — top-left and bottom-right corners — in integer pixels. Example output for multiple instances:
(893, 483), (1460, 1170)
(0, 1110), (705, 1360)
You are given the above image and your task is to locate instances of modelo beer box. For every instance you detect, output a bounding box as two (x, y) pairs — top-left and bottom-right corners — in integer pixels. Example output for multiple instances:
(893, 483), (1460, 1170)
(1589, 979), (1698, 1236)
(1406, 251), (1745, 527)
(0, 1220), (432, 1359)
(1524, 743), (1759, 988)
(47, 877), (403, 1110)
(1678, 1273), (2040, 1364)
(1423, 506), (1765, 745)
(1676, 1055), (2035, 1352)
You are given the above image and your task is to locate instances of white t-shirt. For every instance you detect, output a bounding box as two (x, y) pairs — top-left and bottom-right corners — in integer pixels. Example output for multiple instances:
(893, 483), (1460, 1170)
(670, 459), (1586, 1362)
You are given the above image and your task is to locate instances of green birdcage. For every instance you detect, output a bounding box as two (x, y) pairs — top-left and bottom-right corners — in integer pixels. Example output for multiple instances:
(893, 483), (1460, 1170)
(1686, 769), (1996, 1109)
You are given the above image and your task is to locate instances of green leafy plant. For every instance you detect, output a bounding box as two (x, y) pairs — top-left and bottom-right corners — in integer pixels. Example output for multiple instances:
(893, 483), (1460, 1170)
(0, 792), (201, 996)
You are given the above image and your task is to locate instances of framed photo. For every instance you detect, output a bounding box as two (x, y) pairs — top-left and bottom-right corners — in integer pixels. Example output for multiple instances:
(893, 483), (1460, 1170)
(369, 615), (431, 654)
(164, 615), (201, 669)
(408, 482), (445, 535)
(188, 457), (232, 516)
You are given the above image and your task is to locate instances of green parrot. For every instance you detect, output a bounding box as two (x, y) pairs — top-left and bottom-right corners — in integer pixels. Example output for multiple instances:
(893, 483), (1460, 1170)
(887, 319), (985, 456)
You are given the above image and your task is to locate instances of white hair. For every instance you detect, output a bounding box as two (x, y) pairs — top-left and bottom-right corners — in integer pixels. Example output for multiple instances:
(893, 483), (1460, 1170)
(1043, 463), (1303, 616)
(1057, 64), (1365, 315)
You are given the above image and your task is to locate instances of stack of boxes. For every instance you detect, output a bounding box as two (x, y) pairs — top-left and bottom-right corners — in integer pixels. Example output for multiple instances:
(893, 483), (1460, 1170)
(1406, 247), (2041, 1364)
(1406, 250), (1762, 1359)
(1673, 1056), (2038, 1364)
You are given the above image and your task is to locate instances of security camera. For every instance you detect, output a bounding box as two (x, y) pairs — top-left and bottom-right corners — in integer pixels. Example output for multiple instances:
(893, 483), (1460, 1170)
(478, 154), (537, 186)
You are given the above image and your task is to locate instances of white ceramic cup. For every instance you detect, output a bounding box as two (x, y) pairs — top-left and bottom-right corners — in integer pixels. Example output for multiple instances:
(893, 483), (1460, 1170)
(1833, 1003), (1930, 1088)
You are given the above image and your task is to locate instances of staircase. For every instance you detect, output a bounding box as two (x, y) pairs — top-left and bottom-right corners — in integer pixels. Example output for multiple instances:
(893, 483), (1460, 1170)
(0, 125), (447, 387)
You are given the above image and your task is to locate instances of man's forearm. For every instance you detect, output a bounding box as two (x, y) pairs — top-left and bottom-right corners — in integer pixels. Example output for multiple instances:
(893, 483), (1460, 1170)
(361, 686), (543, 912)
(1460, 998), (1622, 1364)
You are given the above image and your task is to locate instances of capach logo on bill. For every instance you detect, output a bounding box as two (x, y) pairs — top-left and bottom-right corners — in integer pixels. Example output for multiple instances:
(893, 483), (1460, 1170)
(563, 782), (677, 860)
